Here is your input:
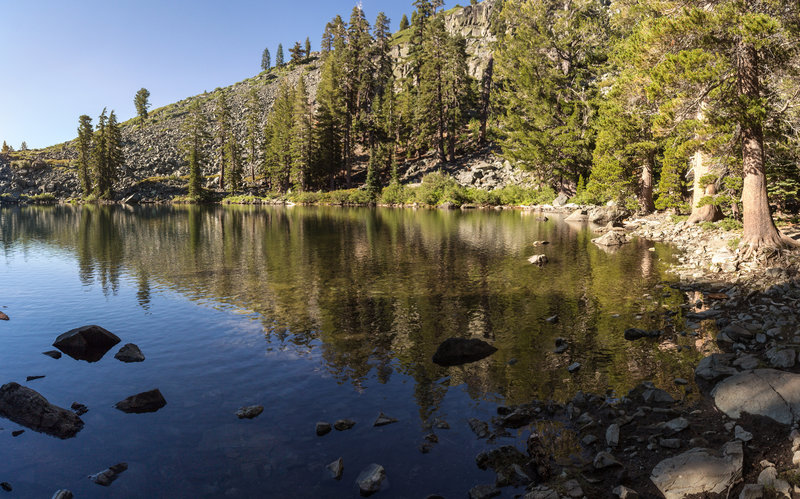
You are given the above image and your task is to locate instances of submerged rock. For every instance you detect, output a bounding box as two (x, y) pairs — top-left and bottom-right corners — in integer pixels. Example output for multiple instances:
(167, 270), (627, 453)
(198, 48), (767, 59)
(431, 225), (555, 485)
(528, 254), (548, 265)
(42, 350), (62, 359)
(114, 389), (166, 414)
(373, 412), (398, 427)
(89, 463), (128, 486)
(236, 405), (263, 419)
(334, 419), (356, 431)
(0, 382), (83, 439)
(53, 325), (121, 362)
(326, 457), (343, 480)
(554, 337), (568, 354)
(469, 484), (500, 499)
(624, 328), (661, 340)
(51, 490), (74, 499)
(432, 337), (497, 366)
(356, 463), (386, 496)
(114, 343), (145, 363)
(650, 441), (743, 499)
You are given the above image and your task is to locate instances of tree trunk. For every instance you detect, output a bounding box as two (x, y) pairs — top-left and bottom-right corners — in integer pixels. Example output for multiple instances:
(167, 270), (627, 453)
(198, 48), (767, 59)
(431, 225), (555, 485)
(436, 68), (446, 163)
(737, 43), (789, 252)
(639, 153), (656, 213)
(686, 149), (723, 223)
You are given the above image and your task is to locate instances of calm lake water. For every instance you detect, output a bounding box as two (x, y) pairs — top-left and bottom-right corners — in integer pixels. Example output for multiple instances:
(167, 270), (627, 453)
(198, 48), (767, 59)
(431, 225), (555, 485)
(0, 205), (700, 497)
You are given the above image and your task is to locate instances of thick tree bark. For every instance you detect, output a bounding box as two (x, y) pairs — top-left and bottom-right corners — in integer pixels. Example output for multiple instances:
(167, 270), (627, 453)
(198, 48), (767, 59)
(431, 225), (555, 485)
(639, 153), (656, 213)
(737, 43), (790, 252)
(686, 150), (723, 223)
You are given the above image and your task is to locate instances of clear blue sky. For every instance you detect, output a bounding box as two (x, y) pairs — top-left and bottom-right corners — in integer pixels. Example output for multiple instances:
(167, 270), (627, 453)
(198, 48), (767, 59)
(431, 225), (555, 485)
(0, 0), (447, 150)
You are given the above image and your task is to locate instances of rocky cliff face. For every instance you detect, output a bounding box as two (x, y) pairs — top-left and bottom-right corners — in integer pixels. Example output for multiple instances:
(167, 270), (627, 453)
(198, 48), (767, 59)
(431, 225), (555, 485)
(1, 0), (500, 202)
(391, 0), (498, 80)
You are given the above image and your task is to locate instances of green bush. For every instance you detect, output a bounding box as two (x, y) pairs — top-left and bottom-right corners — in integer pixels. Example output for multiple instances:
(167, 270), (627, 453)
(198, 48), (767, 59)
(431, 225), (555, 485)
(380, 182), (412, 205)
(413, 172), (468, 206)
(716, 218), (743, 231)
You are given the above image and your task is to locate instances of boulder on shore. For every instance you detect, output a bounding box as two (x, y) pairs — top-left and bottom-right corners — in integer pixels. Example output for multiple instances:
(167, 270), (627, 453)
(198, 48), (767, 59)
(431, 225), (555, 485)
(650, 441), (743, 499)
(114, 389), (167, 414)
(432, 337), (497, 366)
(53, 325), (121, 362)
(712, 369), (800, 425)
(0, 382), (84, 439)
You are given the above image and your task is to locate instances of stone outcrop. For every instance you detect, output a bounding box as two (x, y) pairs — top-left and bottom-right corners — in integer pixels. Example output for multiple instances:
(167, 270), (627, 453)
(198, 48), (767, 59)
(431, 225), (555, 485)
(650, 441), (743, 498)
(712, 369), (800, 425)
(0, 382), (84, 438)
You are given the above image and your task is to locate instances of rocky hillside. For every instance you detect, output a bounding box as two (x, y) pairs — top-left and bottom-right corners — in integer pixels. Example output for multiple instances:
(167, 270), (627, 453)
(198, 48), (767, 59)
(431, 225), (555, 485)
(1, 0), (504, 203)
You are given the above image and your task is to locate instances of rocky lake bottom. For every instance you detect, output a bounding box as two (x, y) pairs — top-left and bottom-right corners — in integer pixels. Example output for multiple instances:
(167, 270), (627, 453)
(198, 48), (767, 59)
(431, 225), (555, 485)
(1, 204), (798, 498)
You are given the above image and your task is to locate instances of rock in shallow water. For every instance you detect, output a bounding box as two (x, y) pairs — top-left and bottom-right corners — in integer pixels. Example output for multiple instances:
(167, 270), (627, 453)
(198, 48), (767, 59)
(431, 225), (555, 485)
(334, 419), (355, 431)
(0, 382), (83, 438)
(356, 463), (386, 496)
(114, 343), (145, 363)
(316, 421), (332, 436)
(432, 337), (497, 366)
(0, 311), (8, 320)
(373, 412), (398, 427)
(53, 325), (121, 362)
(42, 350), (62, 359)
(236, 405), (263, 419)
(326, 457), (343, 480)
(114, 389), (166, 414)
(89, 463), (128, 486)
(51, 489), (73, 499)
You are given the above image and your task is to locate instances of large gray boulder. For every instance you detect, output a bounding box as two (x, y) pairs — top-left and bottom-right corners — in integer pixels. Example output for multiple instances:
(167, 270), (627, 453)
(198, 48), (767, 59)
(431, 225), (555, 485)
(650, 441), (743, 498)
(712, 369), (800, 424)
(53, 325), (121, 362)
(432, 337), (497, 366)
(0, 382), (83, 438)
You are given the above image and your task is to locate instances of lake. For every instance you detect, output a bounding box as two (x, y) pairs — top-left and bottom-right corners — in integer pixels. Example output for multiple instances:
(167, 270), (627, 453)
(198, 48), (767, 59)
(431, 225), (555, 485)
(0, 205), (700, 497)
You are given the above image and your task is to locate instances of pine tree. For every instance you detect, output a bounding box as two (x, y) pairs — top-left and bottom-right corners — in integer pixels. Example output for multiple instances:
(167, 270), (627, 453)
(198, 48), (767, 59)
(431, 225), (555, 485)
(418, 15), (471, 162)
(264, 80), (294, 191)
(304, 37), (311, 58)
(180, 99), (210, 200)
(399, 14), (409, 31)
(639, 0), (800, 251)
(290, 76), (313, 191)
(261, 48), (271, 71)
(315, 24), (347, 189)
(105, 110), (124, 196)
(245, 86), (261, 184)
(289, 41), (304, 64)
(493, 0), (609, 188)
(1, 141), (8, 156)
(225, 131), (242, 191)
(20, 141), (27, 151)
(134, 88), (151, 125)
(214, 91), (231, 189)
(77, 115), (94, 196)
(343, 5), (374, 186)
(276, 43), (284, 66)
(91, 109), (109, 199)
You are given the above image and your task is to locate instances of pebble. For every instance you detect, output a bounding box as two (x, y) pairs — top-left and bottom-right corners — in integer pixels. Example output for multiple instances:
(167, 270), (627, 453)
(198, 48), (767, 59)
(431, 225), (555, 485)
(326, 457), (343, 480)
(235, 405), (263, 419)
(567, 362), (581, 373)
(316, 422), (332, 436)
